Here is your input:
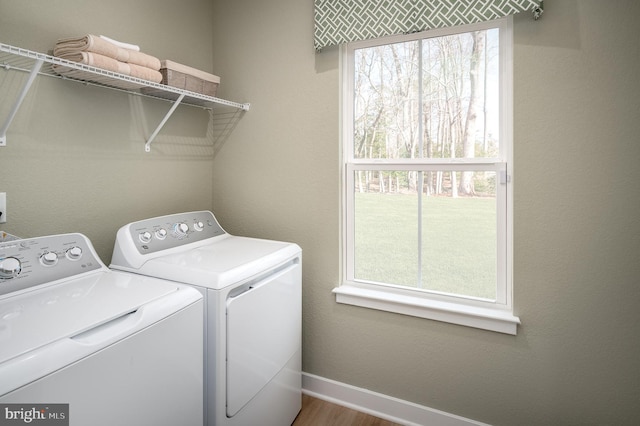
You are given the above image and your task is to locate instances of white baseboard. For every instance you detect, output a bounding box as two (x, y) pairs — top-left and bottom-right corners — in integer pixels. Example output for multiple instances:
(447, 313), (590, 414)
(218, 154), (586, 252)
(301, 372), (490, 426)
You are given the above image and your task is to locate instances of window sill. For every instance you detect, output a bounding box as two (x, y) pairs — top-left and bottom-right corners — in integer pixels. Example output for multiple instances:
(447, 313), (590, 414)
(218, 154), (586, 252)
(333, 285), (520, 335)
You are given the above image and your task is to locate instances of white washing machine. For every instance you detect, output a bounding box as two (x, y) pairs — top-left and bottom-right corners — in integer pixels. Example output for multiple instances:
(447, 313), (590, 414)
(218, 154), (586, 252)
(110, 211), (302, 426)
(0, 233), (204, 426)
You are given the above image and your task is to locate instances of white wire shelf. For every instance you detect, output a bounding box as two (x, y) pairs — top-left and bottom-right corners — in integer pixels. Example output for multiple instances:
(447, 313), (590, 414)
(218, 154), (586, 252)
(0, 42), (250, 151)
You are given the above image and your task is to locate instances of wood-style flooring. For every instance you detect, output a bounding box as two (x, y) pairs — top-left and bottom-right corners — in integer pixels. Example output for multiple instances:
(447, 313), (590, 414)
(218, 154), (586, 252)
(292, 394), (402, 426)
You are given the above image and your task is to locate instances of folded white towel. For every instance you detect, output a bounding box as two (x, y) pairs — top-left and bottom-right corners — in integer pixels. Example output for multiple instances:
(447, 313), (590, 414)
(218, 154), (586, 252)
(100, 35), (140, 52)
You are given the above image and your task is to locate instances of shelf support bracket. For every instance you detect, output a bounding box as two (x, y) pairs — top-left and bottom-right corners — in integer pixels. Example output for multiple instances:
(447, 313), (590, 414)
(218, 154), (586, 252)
(144, 93), (186, 152)
(1, 58), (44, 147)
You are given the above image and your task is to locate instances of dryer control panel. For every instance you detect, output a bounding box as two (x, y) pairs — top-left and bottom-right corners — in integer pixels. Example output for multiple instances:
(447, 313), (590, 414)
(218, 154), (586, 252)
(122, 211), (226, 255)
(0, 233), (104, 297)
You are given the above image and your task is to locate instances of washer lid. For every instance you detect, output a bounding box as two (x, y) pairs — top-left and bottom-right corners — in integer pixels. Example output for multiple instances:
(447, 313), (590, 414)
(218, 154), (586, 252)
(0, 270), (179, 365)
(132, 236), (301, 289)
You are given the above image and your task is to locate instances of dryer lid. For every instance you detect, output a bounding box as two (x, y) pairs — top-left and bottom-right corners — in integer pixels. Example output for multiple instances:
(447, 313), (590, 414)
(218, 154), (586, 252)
(131, 236), (301, 289)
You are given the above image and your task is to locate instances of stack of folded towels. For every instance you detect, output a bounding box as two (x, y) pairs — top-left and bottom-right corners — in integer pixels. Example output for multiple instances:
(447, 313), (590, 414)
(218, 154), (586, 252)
(53, 34), (162, 87)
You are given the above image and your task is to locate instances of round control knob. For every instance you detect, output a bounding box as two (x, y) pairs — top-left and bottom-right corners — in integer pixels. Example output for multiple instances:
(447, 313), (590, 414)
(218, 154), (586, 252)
(0, 257), (22, 279)
(173, 223), (189, 237)
(139, 231), (152, 244)
(155, 228), (168, 240)
(40, 251), (58, 266)
(66, 246), (83, 260)
(193, 221), (204, 231)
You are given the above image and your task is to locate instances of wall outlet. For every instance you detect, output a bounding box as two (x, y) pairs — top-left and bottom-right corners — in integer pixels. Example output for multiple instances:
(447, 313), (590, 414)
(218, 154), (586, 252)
(0, 192), (6, 223)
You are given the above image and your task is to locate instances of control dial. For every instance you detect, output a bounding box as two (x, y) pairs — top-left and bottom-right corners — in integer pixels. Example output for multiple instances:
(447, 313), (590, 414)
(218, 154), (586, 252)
(0, 257), (22, 279)
(139, 231), (152, 244)
(173, 223), (189, 238)
(155, 228), (168, 240)
(40, 251), (58, 266)
(193, 221), (205, 231)
(66, 246), (83, 260)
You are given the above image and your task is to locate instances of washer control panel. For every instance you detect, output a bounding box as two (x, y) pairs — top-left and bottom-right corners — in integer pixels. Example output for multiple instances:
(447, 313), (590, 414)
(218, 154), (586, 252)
(0, 233), (103, 297)
(126, 211), (226, 255)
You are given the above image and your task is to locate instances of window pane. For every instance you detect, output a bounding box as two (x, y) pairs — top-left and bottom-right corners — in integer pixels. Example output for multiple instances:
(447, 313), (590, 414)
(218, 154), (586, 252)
(354, 41), (420, 160)
(421, 171), (497, 300)
(353, 29), (500, 162)
(353, 171), (418, 286)
(352, 170), (497, 300)
(421, 29), (500, 161)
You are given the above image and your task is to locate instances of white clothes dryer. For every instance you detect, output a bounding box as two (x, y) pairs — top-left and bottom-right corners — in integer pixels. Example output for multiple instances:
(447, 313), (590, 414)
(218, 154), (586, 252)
(0, 233), (203, 426)
(110, 211), (302, 426)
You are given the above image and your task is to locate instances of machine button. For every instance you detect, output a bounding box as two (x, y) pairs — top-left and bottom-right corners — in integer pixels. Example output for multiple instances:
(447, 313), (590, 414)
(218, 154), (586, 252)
(0, 257), (22, 279)
(139, 231), (152, 244)
(66, 246), (83, 260)
(155, 228), (168, 240)
(173, 223), (189, 238)
(40, 251), (58, 266)
(193, 221), (204, 231)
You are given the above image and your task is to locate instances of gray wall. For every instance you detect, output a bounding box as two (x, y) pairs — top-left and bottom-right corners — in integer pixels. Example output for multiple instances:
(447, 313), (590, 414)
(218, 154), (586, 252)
(210, 1), (640, 425)
(2, 1), (639, 425)
(0, 0), (217, 260)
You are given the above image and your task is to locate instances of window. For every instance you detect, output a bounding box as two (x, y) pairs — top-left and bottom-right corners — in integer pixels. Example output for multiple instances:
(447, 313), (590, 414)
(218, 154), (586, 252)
(337, 18), (520, 334)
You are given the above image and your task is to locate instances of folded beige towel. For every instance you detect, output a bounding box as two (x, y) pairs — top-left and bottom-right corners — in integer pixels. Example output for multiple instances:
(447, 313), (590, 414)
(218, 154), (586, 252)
(127, 63), (163, 83)
(54, 34), (161, 70)
(54, 35), (125, 61)
(55, 51), (162, 83)
(56, 51), (129, 75)
(125, 49), (161, 71)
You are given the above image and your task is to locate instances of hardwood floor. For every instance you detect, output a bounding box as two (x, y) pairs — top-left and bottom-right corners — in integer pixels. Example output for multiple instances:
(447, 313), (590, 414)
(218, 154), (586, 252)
(292, 394), (402, 426)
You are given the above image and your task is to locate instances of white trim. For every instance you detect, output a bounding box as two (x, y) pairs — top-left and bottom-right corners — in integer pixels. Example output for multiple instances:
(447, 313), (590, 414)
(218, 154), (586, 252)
(348, 161), (504, 171)
(333, 284), (520, 335)
(502, 16), (515, 313)
(302, 372), (491, 426)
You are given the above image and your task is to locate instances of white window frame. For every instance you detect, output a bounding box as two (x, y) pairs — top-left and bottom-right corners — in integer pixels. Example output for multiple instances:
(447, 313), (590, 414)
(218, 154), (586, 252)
(336, 17), (520, 335)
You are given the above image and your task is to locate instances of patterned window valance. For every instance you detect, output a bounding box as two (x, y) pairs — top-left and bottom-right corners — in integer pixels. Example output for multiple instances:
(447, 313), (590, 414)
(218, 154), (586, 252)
(314, 0), (544, 51)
